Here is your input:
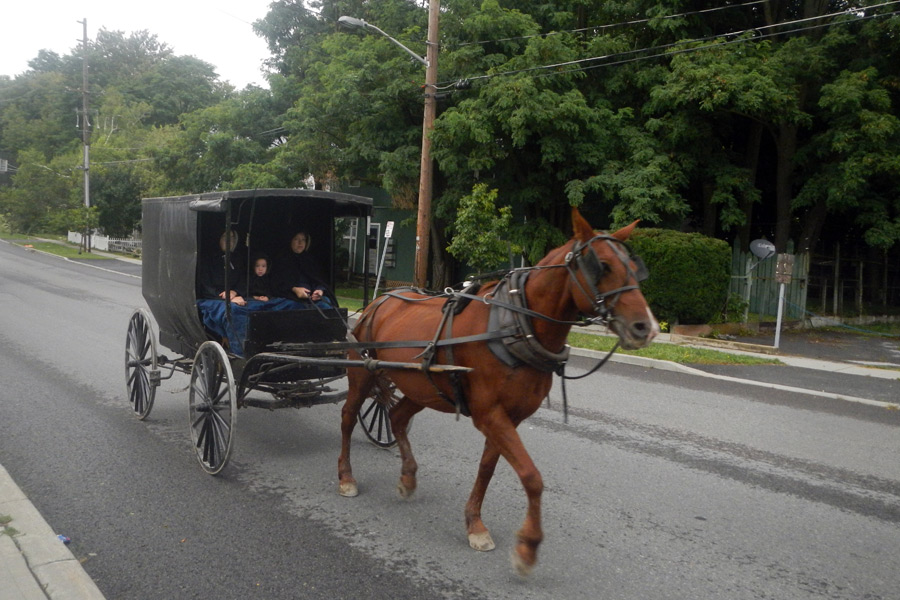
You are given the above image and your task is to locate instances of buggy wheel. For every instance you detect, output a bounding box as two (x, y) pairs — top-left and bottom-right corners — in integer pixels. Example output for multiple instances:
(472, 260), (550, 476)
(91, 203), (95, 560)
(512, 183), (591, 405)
(125, 308), (158, 420)
(189, 342), (237, 475)
(357, 377), (412, 449)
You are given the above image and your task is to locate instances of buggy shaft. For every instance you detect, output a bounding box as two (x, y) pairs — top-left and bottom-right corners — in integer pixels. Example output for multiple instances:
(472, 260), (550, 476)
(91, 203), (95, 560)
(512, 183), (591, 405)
(250, 353), (473, 374)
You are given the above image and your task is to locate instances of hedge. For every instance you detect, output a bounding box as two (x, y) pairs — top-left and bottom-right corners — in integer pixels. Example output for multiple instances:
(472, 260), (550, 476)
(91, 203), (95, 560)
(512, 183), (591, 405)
(627, 228), (731, 325)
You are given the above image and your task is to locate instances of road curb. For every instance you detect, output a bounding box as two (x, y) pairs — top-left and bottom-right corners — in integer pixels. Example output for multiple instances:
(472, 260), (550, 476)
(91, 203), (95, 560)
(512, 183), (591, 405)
(0, 464), (105, 600)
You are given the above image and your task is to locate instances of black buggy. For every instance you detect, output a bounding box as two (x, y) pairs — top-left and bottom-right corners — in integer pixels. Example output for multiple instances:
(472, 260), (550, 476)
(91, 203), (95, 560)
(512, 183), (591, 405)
(124, 189), (414, 474)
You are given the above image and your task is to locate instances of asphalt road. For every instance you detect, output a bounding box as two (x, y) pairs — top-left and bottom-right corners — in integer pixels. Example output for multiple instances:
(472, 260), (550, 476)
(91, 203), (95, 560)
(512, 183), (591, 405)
(1, 240), (899, 599)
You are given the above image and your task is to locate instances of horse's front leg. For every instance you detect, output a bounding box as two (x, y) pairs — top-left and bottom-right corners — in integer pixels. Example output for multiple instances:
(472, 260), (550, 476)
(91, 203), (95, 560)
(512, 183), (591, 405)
(338, 367), (376, 497)
(390, 397), (423, 498)
(465, 439), (501, 552)
(478, 412), (543, 576)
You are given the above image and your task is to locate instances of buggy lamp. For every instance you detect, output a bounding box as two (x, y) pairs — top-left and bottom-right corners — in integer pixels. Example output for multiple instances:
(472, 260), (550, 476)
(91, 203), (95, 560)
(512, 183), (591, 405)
(338, 15), (429, 67)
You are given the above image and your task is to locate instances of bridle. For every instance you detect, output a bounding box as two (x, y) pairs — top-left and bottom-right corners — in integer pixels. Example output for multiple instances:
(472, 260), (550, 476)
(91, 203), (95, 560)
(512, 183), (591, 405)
(564, 235), (648, 322)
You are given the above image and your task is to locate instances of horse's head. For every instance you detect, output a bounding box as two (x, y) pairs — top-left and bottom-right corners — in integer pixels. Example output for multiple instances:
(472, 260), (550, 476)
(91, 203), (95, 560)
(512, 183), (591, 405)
(566, 208), (659, 349)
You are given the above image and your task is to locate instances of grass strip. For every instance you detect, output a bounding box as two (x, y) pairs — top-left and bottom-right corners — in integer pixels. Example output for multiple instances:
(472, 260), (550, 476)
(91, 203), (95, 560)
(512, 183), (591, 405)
(19, 241), (111, 260)
(567, 331), (781, 366)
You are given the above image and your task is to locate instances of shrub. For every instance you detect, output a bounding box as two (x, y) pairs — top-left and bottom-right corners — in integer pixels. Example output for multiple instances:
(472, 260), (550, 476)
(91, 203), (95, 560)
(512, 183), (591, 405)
(628, 228), (730, 324)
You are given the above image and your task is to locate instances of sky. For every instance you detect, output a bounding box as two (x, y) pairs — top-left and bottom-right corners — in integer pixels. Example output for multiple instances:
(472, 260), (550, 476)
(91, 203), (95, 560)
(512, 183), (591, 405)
(2, 1), (276, 89)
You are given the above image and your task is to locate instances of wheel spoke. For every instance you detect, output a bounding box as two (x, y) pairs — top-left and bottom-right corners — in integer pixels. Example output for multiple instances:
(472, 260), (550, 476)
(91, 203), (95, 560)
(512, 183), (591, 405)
(360, 399), (378, 422)
(357, 378), (406, 448)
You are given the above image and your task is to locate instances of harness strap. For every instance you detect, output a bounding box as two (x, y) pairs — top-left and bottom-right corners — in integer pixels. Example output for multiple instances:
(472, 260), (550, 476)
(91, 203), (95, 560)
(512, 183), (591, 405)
(413, 297), (470, 418)
(271, 327), (520, 353)
(441, 303), (469, 420)
(451, 289), (583, 326)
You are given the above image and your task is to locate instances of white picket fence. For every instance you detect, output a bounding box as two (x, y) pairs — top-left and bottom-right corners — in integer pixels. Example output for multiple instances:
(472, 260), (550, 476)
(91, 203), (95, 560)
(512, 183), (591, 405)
(68, 232), (142, 256)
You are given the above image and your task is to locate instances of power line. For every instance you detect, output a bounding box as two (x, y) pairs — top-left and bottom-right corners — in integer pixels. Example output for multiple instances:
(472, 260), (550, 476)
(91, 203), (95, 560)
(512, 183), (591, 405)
(440, 3), (900, 88)
(91, 158), (155, 166)
(542, 11), (900, 79)
(451, 0), (771, 48)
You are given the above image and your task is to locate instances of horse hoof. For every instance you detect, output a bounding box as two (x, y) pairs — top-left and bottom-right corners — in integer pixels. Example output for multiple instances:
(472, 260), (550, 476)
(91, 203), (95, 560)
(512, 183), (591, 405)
(397, 481), (416, 499)
(468, 531), (495, 552)
(339, 481), (358, 497)
(510, 550), (534, 577)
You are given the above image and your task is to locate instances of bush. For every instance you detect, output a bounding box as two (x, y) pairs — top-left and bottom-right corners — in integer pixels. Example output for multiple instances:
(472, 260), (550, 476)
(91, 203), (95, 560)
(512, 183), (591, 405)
(628, 228), (730, 324)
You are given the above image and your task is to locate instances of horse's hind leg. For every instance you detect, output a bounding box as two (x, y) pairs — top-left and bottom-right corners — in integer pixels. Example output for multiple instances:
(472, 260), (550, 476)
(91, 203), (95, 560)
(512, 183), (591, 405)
(465, 439), (501, 552)
(390, 397), (423, 498)
(338, 366), (377, 497)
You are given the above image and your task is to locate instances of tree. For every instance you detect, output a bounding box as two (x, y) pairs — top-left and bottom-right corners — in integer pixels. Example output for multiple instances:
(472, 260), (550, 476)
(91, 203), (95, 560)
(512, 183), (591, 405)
(153, 88), (283, 194)
(260, 0), (431, 195)
(0, 149), (79, 233)
(446, 183), (522, 271)
(647, 3), (900, 254)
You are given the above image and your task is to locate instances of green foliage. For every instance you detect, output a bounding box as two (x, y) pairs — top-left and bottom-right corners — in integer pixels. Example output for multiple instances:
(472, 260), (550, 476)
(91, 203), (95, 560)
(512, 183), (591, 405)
(0, 149), (79, 233)
(63, 206), (100, 235)
(628, 228), (731, 324)
(152, 87), (282, 194)
(446, 184), (521, 271)
(795, 66), (900, 249)
(711, 294), (750, 325)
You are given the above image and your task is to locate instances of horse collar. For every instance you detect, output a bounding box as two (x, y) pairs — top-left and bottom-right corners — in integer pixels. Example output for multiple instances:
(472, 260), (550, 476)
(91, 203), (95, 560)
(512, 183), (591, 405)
(486, 271), (571, 373)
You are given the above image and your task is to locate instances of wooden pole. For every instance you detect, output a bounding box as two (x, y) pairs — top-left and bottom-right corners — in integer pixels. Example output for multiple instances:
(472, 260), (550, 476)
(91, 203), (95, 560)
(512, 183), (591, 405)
(78, 19), (91, 253)
(413, 0), (440, 289)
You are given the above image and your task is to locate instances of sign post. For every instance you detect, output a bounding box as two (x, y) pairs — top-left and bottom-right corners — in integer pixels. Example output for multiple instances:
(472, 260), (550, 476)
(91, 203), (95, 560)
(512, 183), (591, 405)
(373, 221), (394, 298)
(774, 253), (794, 349)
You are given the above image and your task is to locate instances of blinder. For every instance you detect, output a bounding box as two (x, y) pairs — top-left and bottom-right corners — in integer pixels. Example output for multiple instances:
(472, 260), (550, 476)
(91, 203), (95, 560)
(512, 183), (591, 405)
(574, 246), (608, 285)
(565, 234), (648, 320)
(631, 254), (649, 283)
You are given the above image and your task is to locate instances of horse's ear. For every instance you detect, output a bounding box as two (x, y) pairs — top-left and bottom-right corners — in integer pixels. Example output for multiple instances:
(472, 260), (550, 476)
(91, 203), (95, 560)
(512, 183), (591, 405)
(612, 220), (640, 241)
(571, 207), (594, 242)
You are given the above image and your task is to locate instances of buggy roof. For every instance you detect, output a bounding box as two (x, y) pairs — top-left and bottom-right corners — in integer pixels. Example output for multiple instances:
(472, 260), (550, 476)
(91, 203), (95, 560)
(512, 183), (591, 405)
(143, 188), (373, 214)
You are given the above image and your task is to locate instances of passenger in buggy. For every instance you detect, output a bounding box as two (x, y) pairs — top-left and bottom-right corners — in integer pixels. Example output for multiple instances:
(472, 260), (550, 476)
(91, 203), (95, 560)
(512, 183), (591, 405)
(274, 231), (335, 309)
(248, 252), (273, 302)
(196, 229), (254, 356)
(197, 230), (247, 305)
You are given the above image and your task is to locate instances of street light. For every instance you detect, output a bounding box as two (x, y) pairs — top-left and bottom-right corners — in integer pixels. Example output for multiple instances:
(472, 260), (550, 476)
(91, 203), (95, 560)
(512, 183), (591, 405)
(339, 0), (440, 289)
(337, 16), (428, 66)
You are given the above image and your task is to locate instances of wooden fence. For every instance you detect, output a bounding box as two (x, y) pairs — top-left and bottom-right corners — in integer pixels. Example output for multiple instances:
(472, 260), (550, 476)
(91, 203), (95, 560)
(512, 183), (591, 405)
(729, 243), (809, 320)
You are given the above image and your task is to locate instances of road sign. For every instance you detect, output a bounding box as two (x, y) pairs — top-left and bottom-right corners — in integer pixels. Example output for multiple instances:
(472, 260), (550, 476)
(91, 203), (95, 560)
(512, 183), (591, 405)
(776, 253), (794, 284)
(384, 221), (394, 238)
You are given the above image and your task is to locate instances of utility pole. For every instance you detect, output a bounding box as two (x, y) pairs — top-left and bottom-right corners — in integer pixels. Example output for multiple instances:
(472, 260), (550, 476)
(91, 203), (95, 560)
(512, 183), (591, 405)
(413, 0), (439, 289)
(78, 18), (91, 253)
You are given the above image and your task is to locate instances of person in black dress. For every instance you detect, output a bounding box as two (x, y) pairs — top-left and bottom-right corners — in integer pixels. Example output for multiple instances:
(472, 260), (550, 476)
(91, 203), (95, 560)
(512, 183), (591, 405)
(274, 231), (334, 309)
(196, 230), (251, 355)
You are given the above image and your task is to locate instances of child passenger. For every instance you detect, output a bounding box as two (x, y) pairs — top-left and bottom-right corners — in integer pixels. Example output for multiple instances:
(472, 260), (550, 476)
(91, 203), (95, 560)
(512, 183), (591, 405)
(249, 253), (273, 302)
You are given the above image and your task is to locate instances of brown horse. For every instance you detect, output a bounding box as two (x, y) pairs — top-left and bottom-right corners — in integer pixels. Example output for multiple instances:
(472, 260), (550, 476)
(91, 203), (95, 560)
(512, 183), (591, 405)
(338, 207), (658, 575)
